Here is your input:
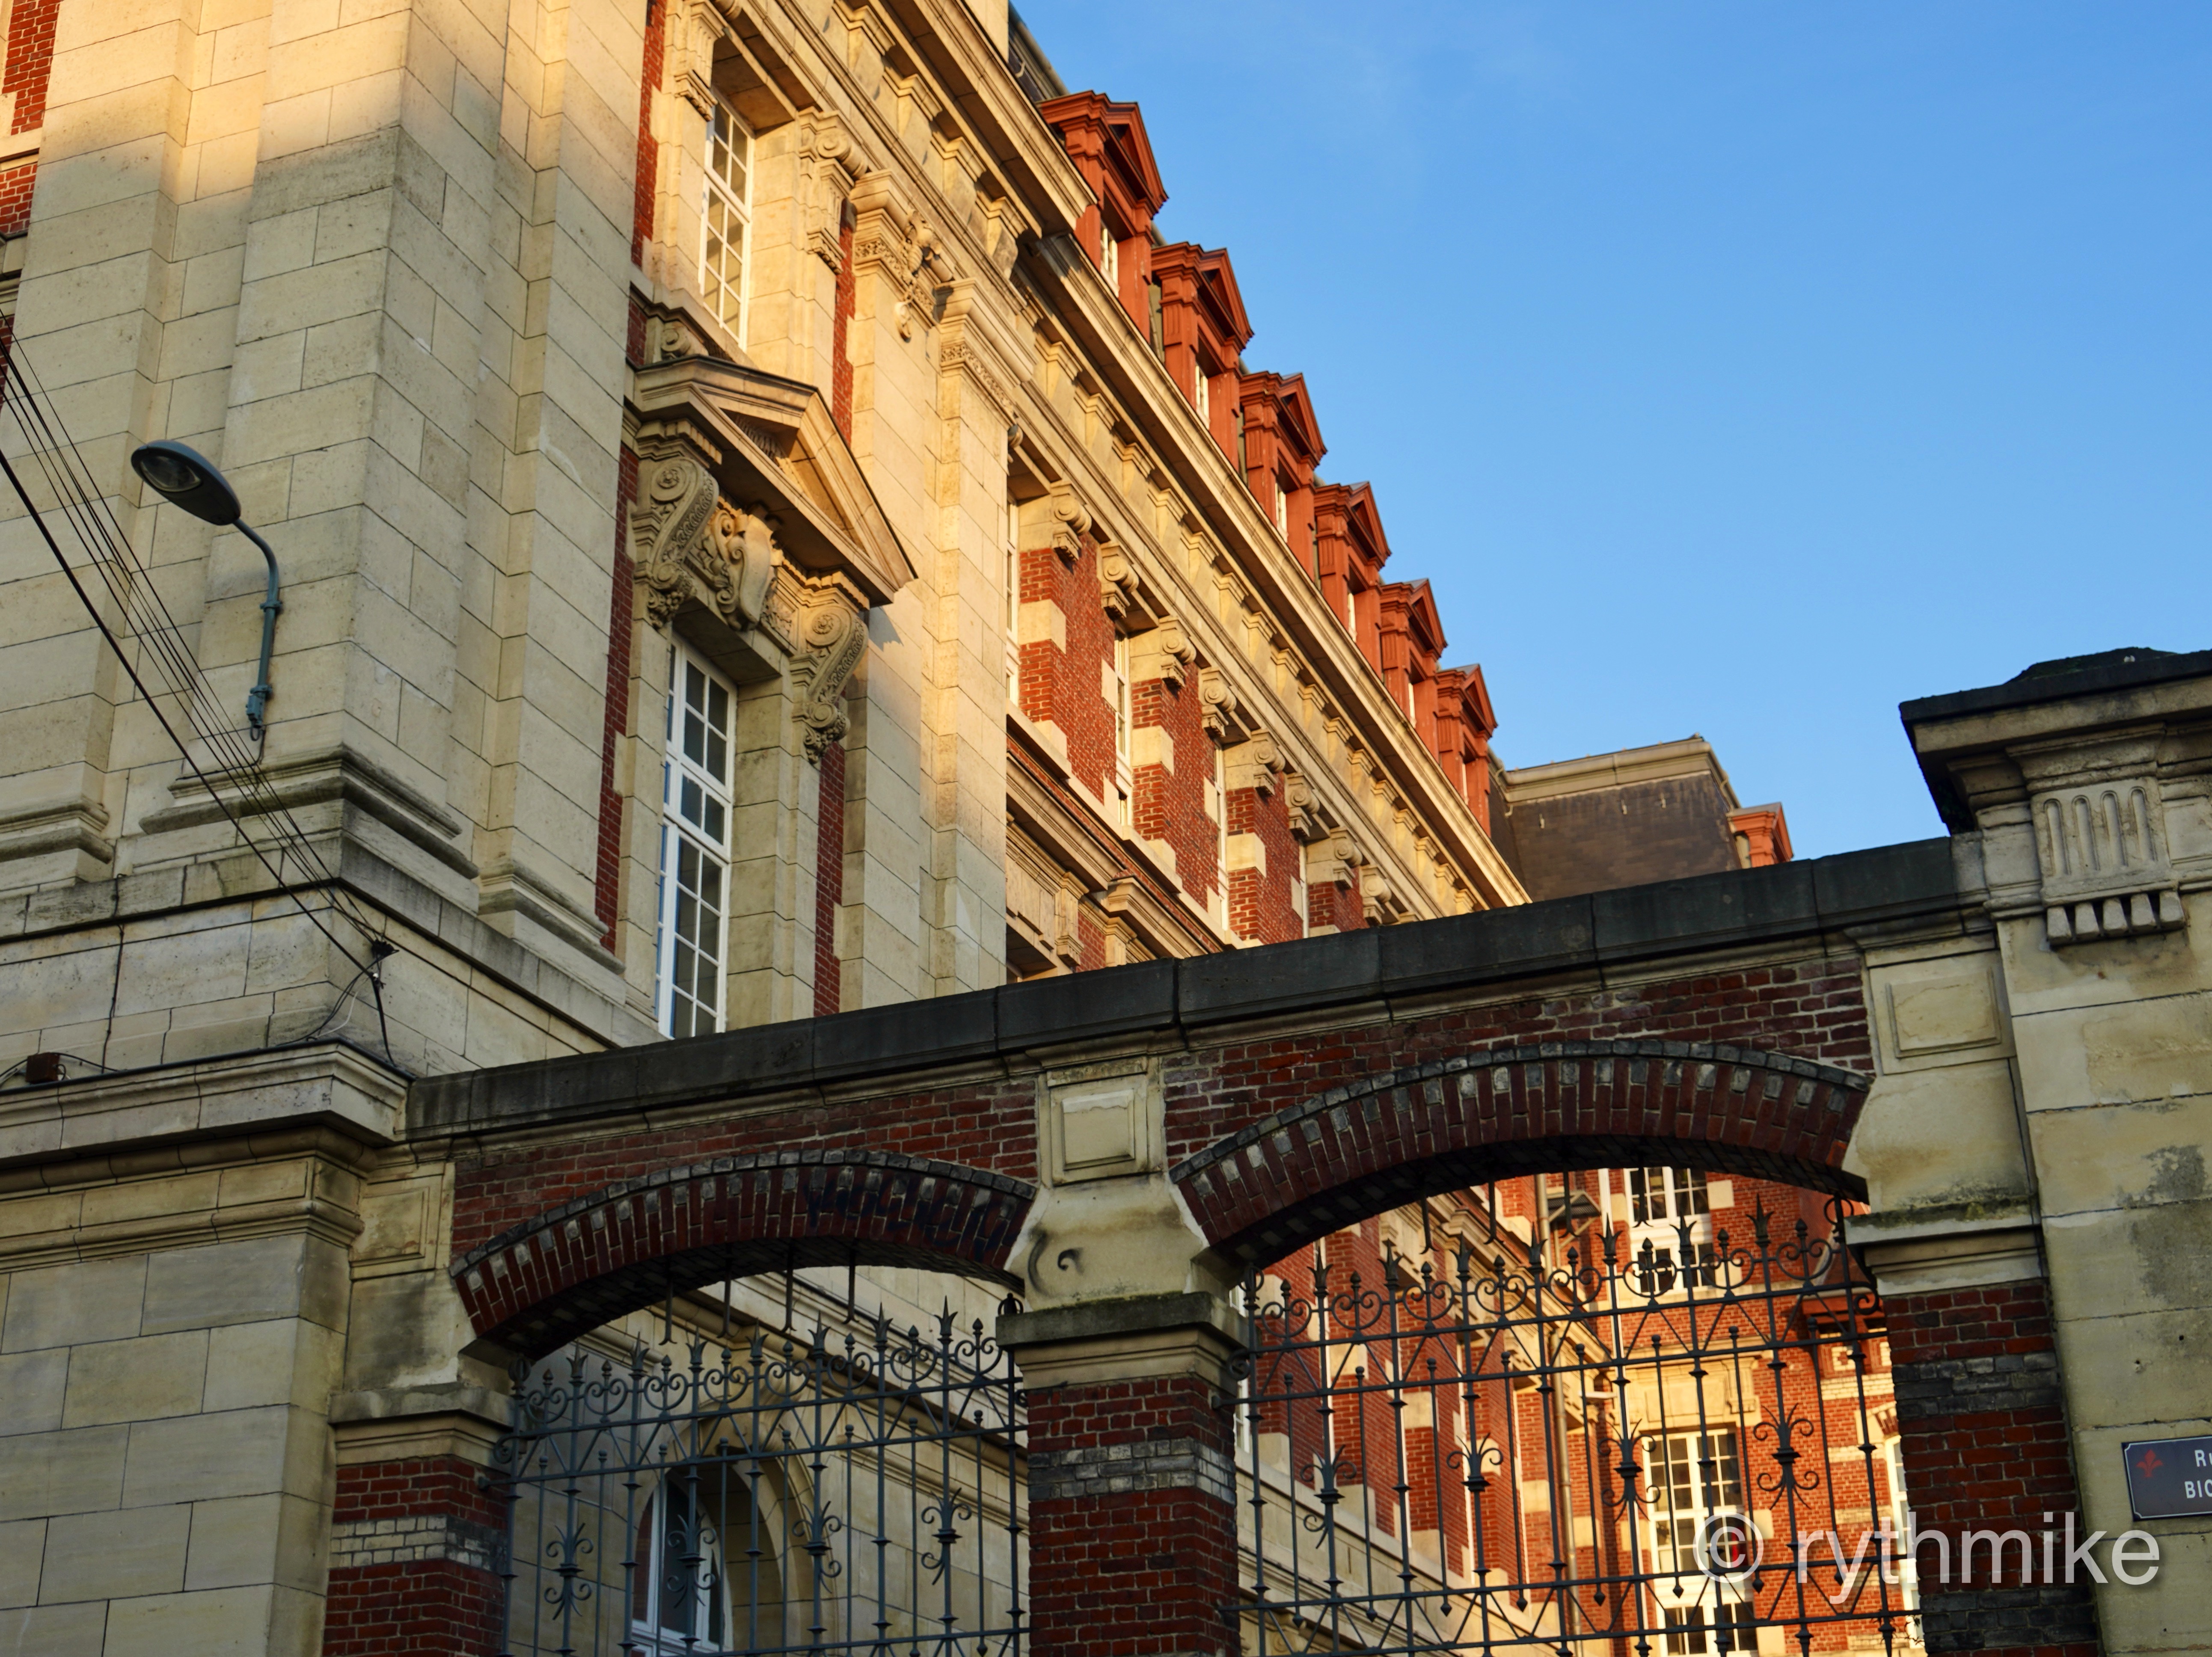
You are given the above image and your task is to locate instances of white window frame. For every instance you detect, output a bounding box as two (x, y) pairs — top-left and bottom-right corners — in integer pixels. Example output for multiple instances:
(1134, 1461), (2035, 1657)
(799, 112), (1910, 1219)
(1005, 532), (1022, 707)
(1110, 632), (1133, 831)
(1645, 1428), (1755, 1654)
(700, 92), (753, 341)
(1628, 1167), (1719, 1294)
(1099, 219), (1119, 285)
(1274, 475), (1289, 535)
(1193, 360), (1211, 426)
(631, 1484), (733, 1653)
(656, 641), (736, 1037)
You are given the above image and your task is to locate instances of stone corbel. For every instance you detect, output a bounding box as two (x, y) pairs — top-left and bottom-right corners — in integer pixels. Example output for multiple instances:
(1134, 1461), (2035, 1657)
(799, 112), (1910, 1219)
(1283, 772), (1326, 842)
(1197, 667), (1242, 743)
(1311, 828), (1364, 889)
(849, 175), (954, 341)
(797, 112), (864, 270)
(1031, 481), (1089, 564)
(1128, 618), (1195, 691)
(1098, 544), (1138, 623)
(1223, 731), (1284, 798)
(631, 450), (779, 632)
(790, 580), (869, 762)
(671, 0), (724, 119)
(1362, 863), (1410, 925)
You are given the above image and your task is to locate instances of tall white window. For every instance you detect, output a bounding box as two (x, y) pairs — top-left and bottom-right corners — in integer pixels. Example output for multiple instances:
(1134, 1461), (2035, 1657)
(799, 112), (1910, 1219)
(656, 643), (734, 1037)
(1274, 476), (1289, 535)
(1193, 362), (1211, 426)
(1629, 1167), (1719, 1292)
(1646, 1429), (1755, 1654)
(701, 95), (752, 338)
(1111, 633), (1133, 831)
(1099, 220), (1119, 285)
(632, 1483), (732, 1652)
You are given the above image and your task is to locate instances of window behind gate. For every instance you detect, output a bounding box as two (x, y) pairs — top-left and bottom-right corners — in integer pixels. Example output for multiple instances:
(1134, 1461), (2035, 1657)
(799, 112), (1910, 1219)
(1227, 1193), (1914, 1657)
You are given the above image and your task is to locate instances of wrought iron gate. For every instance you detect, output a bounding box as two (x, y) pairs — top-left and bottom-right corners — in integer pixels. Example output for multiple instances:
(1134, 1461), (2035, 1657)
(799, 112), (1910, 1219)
(493, 1306), (1025, 1657)
(1227, 1199), (1913, 1656)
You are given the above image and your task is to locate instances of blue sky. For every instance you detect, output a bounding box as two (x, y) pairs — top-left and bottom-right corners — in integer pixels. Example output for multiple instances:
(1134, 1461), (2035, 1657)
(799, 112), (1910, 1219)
(1014, 2), (2212, 854)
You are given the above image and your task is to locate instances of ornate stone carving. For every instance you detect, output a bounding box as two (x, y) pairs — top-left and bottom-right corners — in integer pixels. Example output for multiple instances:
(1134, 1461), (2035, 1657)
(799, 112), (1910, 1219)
(643, 311), (710, 364)
(1128, 618), (1194, 691)
(1197, 667), (1240, 742)
(1098, 545), (1138, 623)
(797, 113), (858, 268)
(1283, 772), (1325, 842)
(1223, 732), (1284, 798)
(631, 454), (778, 632)
(671, 0), (722, 119)
(790, 584), (868, 762)
(2033, 777), (2186, 943)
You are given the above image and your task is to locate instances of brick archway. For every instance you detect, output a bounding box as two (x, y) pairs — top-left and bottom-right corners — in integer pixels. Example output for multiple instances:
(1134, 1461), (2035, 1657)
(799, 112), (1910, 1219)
(1169, 1038), (1870, 1266)
(451, 1150), (1036, 1356)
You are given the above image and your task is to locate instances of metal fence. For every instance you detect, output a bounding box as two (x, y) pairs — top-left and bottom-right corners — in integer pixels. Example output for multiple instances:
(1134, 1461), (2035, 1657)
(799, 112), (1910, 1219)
(493, 1305), (1025, 1657)
(1226, 1202), (1915, 1656)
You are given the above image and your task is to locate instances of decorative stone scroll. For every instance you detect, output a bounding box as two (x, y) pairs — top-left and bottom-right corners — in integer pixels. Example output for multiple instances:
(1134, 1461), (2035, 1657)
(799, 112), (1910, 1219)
(1127, 618), (1194, 691)
(1223, 732), (1284, 798)
(1197, 667), (1241, 742)
(1283, 773), (1326, 843)
(790, 582), (868, 762)
(631, 454), (778, 632)
(1098, 545), (1138, 622)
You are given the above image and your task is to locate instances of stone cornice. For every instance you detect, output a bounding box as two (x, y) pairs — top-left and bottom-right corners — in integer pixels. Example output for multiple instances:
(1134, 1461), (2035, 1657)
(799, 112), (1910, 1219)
(1013, 236), (1526, 917)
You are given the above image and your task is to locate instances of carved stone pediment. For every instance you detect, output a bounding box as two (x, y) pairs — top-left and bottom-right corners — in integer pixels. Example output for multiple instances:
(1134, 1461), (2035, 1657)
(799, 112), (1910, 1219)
(629, 353), (917, 608)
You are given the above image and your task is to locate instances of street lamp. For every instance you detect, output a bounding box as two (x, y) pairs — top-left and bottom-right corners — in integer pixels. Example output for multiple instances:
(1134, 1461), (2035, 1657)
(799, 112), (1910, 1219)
(130, 439), (284, 740)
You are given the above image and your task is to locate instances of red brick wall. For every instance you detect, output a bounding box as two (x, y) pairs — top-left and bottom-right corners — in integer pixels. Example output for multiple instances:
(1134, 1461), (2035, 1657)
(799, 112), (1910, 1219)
(832, 210), (854, 438)
(1884, 1278), (2100, 1655)
(629, 0), (664, 265)
(1227, 781), (1300, 942)
(593, 441), (638, 950)
(454, 1149), (1037, 1354)
(813, 738), (845, 1015)
(323, 1458), (507, 1656)
(1307, 872), (1364, 932)
(3, 0), (56, 136)
(1130, 672), (1217, 905)
(1017, 539), (1116, 803)
(1027, 1374), (1239, 1657)
(0, 162), (32, 238)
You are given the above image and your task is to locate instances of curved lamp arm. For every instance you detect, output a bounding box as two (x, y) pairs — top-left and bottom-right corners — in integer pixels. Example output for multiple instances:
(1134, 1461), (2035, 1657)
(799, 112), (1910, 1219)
(236, 520), (282, 739)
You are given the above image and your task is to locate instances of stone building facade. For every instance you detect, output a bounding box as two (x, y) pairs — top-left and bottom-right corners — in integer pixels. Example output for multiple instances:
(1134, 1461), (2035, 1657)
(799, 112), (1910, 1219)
(0, 0), (2206, 1644)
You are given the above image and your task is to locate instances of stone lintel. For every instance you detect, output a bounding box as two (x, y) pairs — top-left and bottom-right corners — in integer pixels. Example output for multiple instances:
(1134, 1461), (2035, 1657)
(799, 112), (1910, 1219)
(330, 1384), (513, 1467)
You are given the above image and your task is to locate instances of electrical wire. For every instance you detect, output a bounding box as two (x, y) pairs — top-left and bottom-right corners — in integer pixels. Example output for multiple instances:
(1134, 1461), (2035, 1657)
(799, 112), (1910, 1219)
(0, 339), (402, 1004)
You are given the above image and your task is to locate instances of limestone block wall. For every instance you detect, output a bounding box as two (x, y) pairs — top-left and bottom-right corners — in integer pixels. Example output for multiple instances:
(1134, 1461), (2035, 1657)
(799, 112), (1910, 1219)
(0, 1126), (373, 1652)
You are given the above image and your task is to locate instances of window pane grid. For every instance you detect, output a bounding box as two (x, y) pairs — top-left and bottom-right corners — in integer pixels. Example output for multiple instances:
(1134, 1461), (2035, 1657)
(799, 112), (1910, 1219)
(701, 100), (751, 335)
(656, 642), (736, 1038)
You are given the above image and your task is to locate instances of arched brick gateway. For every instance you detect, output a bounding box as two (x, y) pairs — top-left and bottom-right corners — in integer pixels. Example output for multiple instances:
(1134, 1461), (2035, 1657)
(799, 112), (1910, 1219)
(451, 1150), (1035, 1356)
(1170, 1039), (1870, 1266)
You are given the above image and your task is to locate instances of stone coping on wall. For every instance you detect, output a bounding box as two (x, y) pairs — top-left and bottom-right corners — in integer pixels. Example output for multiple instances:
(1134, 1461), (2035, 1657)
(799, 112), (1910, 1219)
(407, 837), (1959, 1137)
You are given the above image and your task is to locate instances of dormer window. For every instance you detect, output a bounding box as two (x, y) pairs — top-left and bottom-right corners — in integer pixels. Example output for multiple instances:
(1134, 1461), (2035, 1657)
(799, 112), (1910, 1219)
(1099, 221), (1119, 285)
(1274, 477), (1289, 536)
(701, 95), (753, 339)
(1192, 362), (1210, 426)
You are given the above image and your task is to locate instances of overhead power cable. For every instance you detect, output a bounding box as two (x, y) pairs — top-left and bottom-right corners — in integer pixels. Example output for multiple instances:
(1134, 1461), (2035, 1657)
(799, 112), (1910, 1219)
(0, 338), (394, 999)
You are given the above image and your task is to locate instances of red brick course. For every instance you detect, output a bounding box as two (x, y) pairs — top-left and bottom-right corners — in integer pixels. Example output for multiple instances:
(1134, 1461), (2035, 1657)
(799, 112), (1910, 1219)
(324, 1457), (507, 1657)
(3, 0), (57, 137)
(1027, 1375), (1239, 1657)
(1885, 1279), (2100, 1654)
(1226, 780), (1299, 943)
(453, 1149), (1035, 1354)
(1131, 672), (1219, 906)
(1018, 537), (1116, 803)
(813, 738), (845, 1015)
(593, 441), (639, 949)
(629, 0), (664, 266)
